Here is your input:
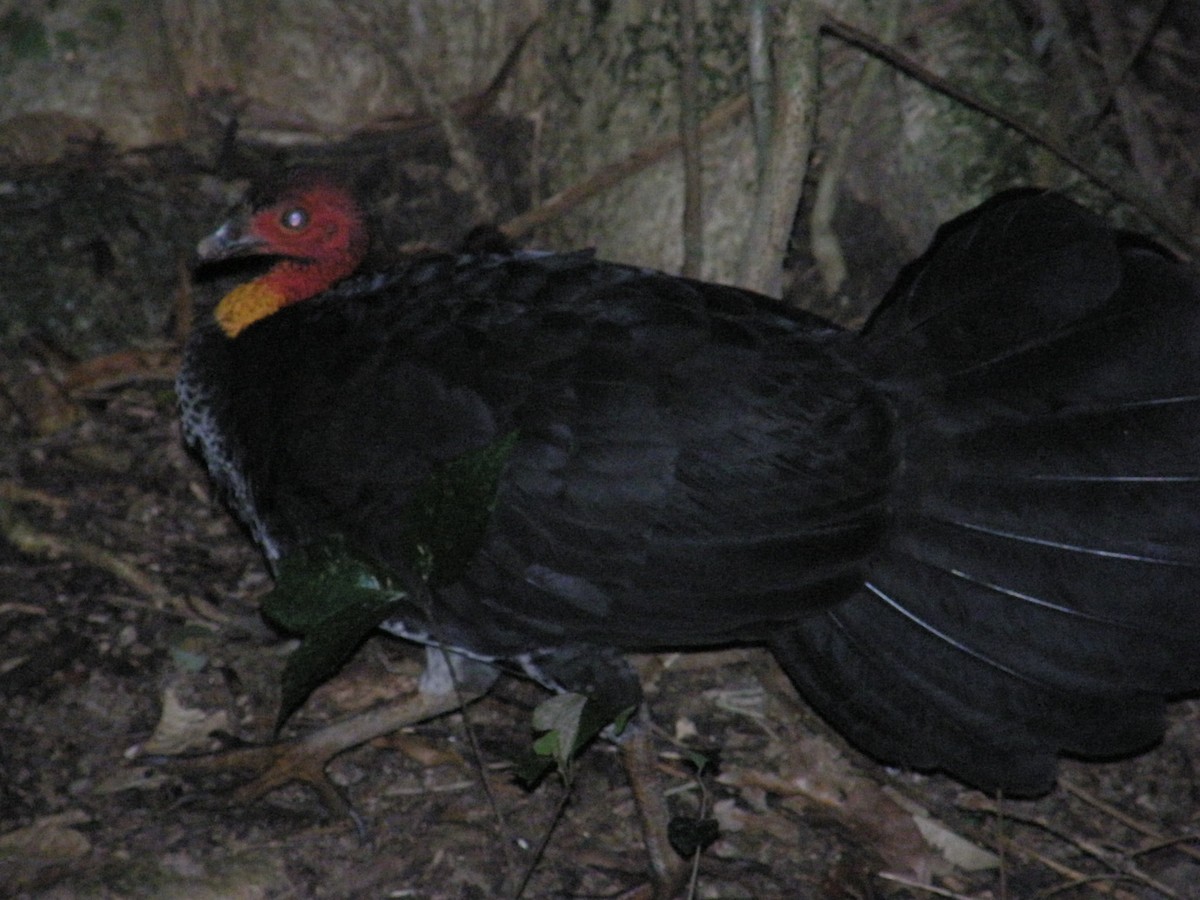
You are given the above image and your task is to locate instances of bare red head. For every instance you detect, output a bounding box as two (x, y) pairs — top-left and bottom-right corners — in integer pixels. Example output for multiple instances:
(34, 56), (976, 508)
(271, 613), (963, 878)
(199, 172), (369, 337)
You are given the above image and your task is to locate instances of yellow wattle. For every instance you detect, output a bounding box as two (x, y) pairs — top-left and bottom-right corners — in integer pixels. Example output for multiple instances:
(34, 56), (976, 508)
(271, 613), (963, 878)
(214, 280), (288, 338)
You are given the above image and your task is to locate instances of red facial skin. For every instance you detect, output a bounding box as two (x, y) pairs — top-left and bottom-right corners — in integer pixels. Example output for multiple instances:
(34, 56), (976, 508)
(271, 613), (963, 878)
(199, 176), (369, 337)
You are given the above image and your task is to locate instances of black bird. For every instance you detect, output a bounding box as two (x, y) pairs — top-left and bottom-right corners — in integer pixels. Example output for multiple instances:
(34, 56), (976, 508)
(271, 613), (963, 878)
(179, 173), (1200, 807)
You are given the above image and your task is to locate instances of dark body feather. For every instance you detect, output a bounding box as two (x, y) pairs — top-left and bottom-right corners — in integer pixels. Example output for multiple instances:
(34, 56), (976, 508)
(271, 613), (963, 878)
(180, 191), (1200, 794)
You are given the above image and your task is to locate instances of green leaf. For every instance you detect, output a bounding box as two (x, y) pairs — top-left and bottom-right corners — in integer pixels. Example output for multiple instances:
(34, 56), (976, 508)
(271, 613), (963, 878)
(681, 747), (718, 777)
(262, 535), (407, 633)
(399, 430), (519, 585)
(261, 537), (412, 729)
(532, 730), (560, 758)
(514, 692), (637, 787)
(257, 433), (518, 730)
(532, 693), (589, 771)
(608, 705), (635, 738)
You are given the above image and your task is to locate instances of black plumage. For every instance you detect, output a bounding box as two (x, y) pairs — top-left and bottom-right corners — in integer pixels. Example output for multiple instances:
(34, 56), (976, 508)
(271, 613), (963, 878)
(180, 183), (1200, 795)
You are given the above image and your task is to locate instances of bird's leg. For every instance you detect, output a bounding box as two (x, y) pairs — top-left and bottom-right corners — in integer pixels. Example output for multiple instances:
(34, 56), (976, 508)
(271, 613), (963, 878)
(618, 708), (689, 899)
(157, 648), (500, 830)
(520, 645), (687, 897)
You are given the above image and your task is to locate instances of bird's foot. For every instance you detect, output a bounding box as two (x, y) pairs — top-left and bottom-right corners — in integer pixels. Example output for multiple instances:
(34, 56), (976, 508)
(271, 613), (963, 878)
(154, 648), (499, 836)
(619, 712), (691, 900)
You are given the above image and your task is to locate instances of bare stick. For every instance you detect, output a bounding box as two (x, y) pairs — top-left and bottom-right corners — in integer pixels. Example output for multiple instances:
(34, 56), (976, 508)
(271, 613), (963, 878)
(500, 95), (750, 240)
(678, 0), (704, 278)
(819, 14), (1194, 255)
(0, 498), (192, 620)
(809, 2), (902, 296)
(736, 2), (821, 296)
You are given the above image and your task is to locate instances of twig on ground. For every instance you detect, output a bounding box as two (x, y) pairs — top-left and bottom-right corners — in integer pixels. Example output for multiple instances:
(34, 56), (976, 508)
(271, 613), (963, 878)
(0, 480), (71, 516)
(0, 497), (195, 622)
(961, 793), (1181, 898)
(1062, 779), (1200, 864)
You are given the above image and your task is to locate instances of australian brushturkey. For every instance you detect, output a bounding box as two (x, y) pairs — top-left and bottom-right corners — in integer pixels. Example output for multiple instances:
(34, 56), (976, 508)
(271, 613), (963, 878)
(179, 172), (1200, 797)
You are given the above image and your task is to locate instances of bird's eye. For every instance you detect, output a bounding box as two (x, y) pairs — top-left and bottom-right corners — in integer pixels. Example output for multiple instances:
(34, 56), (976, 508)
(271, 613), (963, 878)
(280, 208), (308, 230)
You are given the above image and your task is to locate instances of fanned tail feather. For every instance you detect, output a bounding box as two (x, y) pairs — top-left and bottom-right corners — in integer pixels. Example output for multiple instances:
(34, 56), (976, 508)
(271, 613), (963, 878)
(771, 191), (1200, 794)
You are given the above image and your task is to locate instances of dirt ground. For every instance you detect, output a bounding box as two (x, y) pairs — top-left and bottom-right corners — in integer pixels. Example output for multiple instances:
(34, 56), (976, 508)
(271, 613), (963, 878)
(2, 252), (1200, 900)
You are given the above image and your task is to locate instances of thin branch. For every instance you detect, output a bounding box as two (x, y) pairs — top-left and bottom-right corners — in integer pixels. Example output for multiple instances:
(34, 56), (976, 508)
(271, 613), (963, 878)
(819, 14), (1195, 257)
(1100, 0), (1172, 100)
(678, 0), (704, 278)
(963, 793), (1182, 898)
(1062, 779), (1200, 864)
(736, 2), (822, 296)
(747, 0), (773, 176)
(1033, 0), (1102, 122)
(394, 48), (500, 222)
(365, 17), (540, 132)
(431, 641), (517, 893)
(500, 94), (750, 240)
(0, 480), (71, 515)
(1085, 0), (1165, 192)
(809, 1), (903, 296)
(342, 3), (524, 223)
(513, 783), (572, 900)
(0, 498), (195, 621)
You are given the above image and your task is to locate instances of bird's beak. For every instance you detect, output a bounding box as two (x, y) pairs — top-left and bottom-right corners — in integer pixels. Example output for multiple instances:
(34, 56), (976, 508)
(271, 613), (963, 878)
(196, 217), (267, 262)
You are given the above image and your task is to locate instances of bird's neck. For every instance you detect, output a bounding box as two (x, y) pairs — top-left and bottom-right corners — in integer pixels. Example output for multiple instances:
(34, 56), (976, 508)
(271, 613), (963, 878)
(215, 255), (358, 338)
